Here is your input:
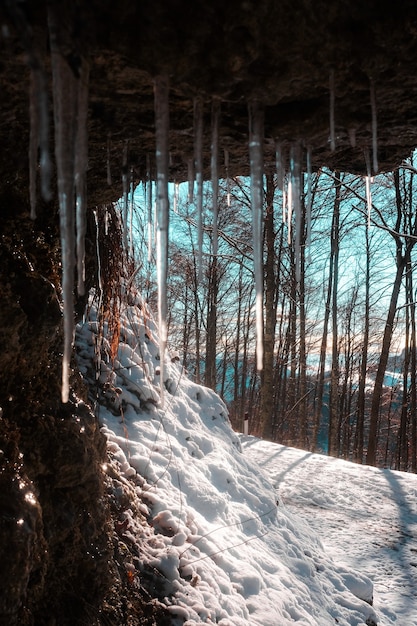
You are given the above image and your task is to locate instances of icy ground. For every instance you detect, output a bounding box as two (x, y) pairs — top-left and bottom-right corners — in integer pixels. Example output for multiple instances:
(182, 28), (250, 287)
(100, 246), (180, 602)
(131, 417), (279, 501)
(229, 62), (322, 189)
(76, 295), (417, 625)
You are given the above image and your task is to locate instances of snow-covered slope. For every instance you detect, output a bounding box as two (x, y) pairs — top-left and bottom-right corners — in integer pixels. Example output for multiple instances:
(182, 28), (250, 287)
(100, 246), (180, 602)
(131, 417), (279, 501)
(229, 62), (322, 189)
(76, 294), (377, 625)
(243, 437), (417, 626)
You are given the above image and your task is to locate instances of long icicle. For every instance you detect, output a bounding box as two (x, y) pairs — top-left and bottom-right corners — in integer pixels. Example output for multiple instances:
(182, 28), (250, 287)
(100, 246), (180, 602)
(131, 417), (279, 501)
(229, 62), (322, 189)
(75, 59), (89, 296)
(291, 144), (302, 285)
(370, 79), (378, 174)
(29, 70), (39, 219)
(364, 149), (373, 229)
(146, 154), (153, 265)
(211, 98), (220, 259)
(29, 62), (52, 217)
(306, 146), (312, 256)
(287, 177), (293, 243)
(154, 75), (170, 404)
(329, 69), (336, 152)
(248, 100), (264, 372)
(194, 97), (204, 281)
(48, 7), (79, 403)
(275, 140), (284, 191)
(188, 157), (194, 203)
(224, 149), (231, 207)
(122, 140), (129, 250)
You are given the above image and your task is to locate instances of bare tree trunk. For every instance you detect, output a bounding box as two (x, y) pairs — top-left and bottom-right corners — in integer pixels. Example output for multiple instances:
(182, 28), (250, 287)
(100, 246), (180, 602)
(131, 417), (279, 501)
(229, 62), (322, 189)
(367, 170), (408, 465)
(260, 174), (276, 439)
(298, 199), (308, 447)
(205, 256), (218, 390)
(354, 224), (370, 463)
(329, 172), (341, 457)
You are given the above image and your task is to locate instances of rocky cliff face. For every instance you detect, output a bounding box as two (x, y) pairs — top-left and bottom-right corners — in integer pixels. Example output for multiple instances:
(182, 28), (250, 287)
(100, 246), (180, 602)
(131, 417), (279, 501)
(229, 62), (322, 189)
(1, 1), (417, 623)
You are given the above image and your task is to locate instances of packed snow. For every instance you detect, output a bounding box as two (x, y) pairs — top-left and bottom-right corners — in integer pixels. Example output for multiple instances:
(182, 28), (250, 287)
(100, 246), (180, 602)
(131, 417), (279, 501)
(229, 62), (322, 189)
(76, 293), (417, 625)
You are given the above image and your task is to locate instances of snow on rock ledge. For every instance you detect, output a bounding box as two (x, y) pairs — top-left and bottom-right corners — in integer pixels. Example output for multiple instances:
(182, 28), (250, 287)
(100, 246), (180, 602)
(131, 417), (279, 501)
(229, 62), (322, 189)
(76, 294), (377, 626)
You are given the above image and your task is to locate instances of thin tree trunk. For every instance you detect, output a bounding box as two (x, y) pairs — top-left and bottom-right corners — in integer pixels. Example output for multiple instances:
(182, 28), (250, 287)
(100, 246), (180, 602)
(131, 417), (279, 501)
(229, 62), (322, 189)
(329, 172), (341, 457)
(354, 225), (370, 463)
(367, 170), (407, 465)
(260, 174), (276, 439)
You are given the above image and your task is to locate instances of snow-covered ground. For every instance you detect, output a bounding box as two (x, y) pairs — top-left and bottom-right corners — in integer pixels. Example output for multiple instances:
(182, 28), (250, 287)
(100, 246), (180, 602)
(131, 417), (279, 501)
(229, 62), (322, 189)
(76, 294), (417, 625)
(243, 438), (417, 626)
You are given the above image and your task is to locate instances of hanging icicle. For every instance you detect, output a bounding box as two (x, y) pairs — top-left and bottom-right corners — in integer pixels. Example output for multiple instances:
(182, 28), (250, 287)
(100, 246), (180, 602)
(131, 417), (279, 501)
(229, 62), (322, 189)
(48, 6), (79, 403)
(329, 69), (336, 152)
(153, 75), (170, 404)
(187, 157), (195, 203)
(194, 97), (204, 281)
(287, 177), (292, 242)
(75, 59), (89, 296)
(276, 141), (287, 224)
(370, 79), (378, 174)
(224, 148), (231, 207)
(248, 100), (264, 372)
(8, 0), (51, 214)
(365, 175), (372, 228)
(29, 71), (39, 220)
(275, 140), (284, 191)
(348, 128), (356, 148)
(306, 146), (312, 255)
(122, 140), (129, 250)
(173, 181), (179, 213)
(282, 185), (287, 225)
(146, 154), (153, 264)
(28, 61), (52, 218)
(290, 144), (302, 285)
(211, 99), (220, 259)
(364, 149), (373, 229)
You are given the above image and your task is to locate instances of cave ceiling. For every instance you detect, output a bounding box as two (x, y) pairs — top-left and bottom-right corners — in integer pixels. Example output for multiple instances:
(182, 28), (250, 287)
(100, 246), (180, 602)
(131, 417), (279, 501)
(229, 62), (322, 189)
(2, 0), (417, 206)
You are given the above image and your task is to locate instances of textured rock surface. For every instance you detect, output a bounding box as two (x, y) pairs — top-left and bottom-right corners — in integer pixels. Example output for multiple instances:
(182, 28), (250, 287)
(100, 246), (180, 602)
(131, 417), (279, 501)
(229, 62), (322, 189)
(1, 0), (417, 623)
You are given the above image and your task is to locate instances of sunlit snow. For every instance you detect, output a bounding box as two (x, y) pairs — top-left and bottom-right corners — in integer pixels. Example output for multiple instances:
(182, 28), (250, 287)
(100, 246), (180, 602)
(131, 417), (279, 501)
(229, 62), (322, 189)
(76, 293), (417, 626)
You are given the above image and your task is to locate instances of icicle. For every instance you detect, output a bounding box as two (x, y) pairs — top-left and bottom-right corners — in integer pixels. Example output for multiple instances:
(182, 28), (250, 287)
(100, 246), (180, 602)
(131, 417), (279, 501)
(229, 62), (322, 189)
(348, 128), (356, 148)
(282, 186), (287, 225)
(248, 100), (264, 372)
(107, 133), (112, 185)
(48, 7), (79, 403)
(29, 71), (38, 220)
(188, 158), (195, 203)
(75, 59), (89, 296)
(290, 144), (302, 285)
(122, 141), (129, 250)
(364, 149), (372, 229)
(306, 146), (312, 255)
(29, 62), (52, 217)
(194, 97), (204, 281)
(224, 149), (231, 207)
(211, 99), (220, 258)
(365, 175), (372, 229)
(37, 67), (52, 203)
(146, 154), (153, 264)
(329, 69), (336, 152)
(93, 209), (103, 379)
(275, 141), (284, 191)
(287, 177), (292, 242)
(370, 79), (378, 174)
(154, 75), (170, 404)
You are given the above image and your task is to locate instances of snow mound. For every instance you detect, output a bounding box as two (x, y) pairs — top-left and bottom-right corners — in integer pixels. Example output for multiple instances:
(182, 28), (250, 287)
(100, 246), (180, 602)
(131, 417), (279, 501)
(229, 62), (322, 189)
(76, 294), (377, 626)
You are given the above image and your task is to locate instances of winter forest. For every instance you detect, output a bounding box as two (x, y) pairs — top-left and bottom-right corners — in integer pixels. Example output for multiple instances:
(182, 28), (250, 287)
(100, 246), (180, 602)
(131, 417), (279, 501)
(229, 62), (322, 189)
(129, 160), (417, 473)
